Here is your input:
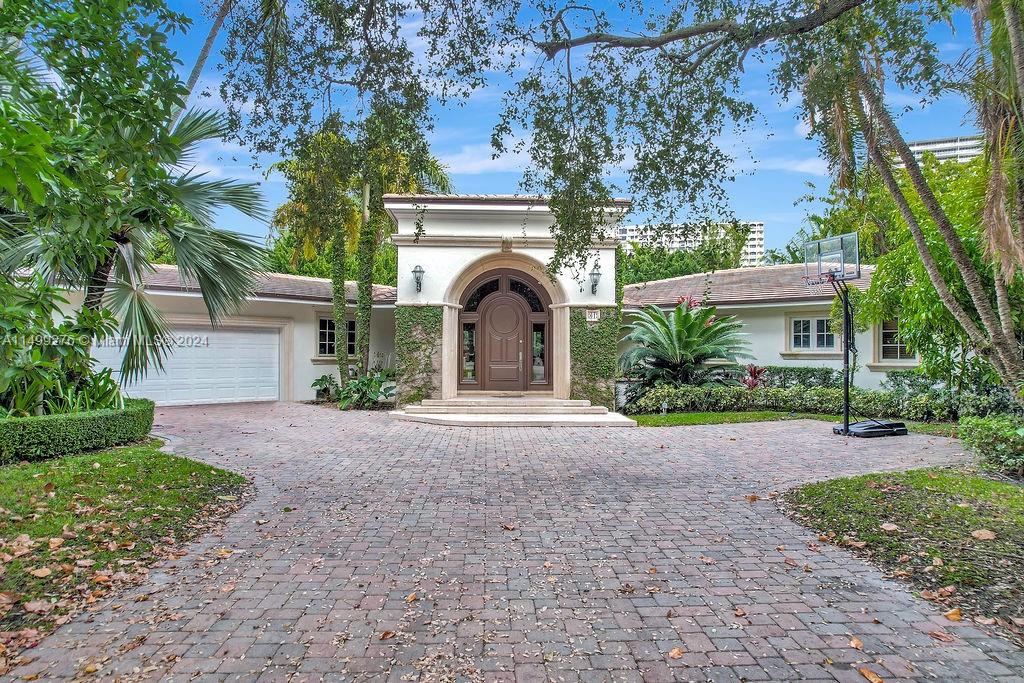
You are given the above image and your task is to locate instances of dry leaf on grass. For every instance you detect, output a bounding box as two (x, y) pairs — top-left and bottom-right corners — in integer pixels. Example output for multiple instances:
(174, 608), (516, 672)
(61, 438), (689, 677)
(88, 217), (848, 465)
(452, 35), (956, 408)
(880, 523), (899, 532)
(971, 529), (996, 541)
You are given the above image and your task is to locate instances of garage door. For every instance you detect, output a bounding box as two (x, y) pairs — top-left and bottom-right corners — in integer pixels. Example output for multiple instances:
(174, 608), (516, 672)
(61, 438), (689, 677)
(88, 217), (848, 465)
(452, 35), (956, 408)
(93, 326), (280, 406)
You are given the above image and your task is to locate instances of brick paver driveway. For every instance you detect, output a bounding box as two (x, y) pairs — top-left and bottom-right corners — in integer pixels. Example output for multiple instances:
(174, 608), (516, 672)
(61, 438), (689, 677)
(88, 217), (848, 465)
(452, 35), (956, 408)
(14, 403), (1023, 682)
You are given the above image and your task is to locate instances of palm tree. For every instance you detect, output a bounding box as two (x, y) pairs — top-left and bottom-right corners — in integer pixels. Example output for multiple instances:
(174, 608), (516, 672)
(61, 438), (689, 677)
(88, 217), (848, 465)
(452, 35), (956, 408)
(4, 108), (268, 382)
(620, 303), (749, 403)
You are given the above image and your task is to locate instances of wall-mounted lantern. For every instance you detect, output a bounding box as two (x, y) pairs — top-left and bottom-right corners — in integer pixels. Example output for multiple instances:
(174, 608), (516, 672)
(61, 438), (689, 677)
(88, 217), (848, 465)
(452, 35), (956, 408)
(412, 265), (425, 293)
(589, 263), (601, 295)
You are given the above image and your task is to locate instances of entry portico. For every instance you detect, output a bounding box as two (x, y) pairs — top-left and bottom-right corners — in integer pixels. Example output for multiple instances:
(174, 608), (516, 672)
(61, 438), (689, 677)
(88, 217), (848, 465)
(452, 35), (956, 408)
(387, 194), (632, 424)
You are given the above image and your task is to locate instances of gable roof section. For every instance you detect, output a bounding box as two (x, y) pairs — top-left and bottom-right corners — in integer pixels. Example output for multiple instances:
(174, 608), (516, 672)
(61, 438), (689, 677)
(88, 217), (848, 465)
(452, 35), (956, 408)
(623, 263), (875, 308)
(142, 264), (397, 305)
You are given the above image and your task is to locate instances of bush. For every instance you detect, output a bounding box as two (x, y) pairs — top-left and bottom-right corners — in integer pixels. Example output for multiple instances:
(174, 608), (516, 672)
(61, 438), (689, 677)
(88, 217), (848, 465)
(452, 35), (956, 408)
(759, 366), (843, 389)
(0, 399), (155, 464)
(625, 384), (907, 419)
(960, 415), (1024, 474)
(337, 372), (395, 410)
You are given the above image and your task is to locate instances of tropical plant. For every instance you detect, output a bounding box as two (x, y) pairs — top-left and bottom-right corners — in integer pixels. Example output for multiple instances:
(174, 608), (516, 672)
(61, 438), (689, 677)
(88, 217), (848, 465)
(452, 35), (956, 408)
(336, 372), (395, 410)
(0, 275), (121, 417)
(619, 303), (749, 403)
(741, 364), (768, 390)
(310, 374), (341, 401)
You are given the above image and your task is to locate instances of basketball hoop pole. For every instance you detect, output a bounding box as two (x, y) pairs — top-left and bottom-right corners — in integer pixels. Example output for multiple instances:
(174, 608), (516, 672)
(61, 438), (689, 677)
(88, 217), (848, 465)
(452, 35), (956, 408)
(831, 278), (852, 436)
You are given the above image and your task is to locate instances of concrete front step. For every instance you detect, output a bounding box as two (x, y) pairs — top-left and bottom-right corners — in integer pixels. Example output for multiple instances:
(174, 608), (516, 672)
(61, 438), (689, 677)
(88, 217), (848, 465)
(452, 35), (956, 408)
(420, 397), (593, 408)
(405, 404), (608, 415)
(389, 410), (637, 427)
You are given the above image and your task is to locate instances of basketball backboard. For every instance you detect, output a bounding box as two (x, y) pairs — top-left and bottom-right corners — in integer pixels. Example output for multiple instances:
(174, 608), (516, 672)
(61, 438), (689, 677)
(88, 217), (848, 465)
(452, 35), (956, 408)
(803, 233), (860, 283)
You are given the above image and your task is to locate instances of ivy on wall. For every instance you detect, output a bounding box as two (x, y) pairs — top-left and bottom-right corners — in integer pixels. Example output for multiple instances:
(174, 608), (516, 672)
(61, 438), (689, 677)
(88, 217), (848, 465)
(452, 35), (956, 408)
(394, 305), (444, 405)
(569, 307), (620, 409)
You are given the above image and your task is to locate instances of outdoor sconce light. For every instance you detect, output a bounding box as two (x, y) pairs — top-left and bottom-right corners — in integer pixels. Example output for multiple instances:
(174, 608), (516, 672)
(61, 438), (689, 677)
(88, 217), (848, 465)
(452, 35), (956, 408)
(412, 265), (425, 293)
(589, 263), (601, 295)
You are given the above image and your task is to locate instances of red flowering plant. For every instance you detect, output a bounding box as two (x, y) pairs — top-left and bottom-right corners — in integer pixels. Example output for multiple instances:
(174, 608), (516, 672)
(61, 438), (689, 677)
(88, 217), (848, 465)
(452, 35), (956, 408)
(741, 364), (768, 390)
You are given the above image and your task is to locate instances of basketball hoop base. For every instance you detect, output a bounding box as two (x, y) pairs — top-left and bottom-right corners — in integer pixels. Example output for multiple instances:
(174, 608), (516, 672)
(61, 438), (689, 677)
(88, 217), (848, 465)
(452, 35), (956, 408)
(834, 420), (908, 438)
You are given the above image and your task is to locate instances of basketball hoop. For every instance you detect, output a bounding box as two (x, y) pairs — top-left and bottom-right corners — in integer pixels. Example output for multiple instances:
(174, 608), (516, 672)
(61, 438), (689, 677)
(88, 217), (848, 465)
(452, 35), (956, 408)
(801, 273), (834, 287)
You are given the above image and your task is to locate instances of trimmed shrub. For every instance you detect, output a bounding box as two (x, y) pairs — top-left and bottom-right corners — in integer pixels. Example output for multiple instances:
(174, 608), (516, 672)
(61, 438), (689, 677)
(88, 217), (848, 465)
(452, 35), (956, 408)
(960, 415), (1024, 474)
(0, 399), (155, 464)
(625, 384), (907, 419)
(760, 366), (843, 389)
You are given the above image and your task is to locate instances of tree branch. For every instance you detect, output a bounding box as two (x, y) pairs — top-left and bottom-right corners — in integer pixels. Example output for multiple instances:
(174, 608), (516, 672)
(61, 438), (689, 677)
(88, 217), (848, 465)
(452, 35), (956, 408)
(537, 0), (870, 60)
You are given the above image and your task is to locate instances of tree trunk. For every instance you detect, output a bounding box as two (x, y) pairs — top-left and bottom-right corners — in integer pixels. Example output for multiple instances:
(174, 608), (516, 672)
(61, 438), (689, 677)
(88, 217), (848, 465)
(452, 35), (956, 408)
(854, 66), (1024, 387)
(82, 250), (115, 313)
(170, 0), (233, 129)
(330, 215), (349, 383)
(354, 180), (375, 376)
(1001, 0), (1024, 109)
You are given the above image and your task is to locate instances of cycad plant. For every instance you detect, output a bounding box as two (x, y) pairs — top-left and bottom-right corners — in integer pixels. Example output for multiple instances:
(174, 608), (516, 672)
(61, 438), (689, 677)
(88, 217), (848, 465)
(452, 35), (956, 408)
(620, 303), (749, 403)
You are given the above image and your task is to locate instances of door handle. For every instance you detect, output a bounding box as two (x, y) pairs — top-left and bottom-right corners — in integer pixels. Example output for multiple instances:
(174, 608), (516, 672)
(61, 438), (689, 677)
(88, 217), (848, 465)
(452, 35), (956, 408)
(518, 339), (523, 372)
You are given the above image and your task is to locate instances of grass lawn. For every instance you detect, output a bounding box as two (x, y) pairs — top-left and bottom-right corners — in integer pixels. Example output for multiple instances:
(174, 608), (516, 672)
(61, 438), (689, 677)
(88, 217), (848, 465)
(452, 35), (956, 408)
(786, 467), (1024, 642)
(634, 411), (958, 437)
(0, 441), (245, 669)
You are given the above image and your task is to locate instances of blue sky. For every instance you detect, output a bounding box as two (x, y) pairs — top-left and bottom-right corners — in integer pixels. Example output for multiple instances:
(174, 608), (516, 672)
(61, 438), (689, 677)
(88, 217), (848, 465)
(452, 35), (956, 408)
(166, 2), (979, 253)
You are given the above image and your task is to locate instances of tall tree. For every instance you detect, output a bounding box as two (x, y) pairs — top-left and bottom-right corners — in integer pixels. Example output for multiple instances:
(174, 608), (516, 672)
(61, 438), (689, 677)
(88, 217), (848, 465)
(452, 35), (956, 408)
(0, 1), (268, 380)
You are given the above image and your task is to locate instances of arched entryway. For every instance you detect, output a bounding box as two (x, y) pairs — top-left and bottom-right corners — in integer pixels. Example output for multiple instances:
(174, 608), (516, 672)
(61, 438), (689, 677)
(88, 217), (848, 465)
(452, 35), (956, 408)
(458, 270), (552, 391)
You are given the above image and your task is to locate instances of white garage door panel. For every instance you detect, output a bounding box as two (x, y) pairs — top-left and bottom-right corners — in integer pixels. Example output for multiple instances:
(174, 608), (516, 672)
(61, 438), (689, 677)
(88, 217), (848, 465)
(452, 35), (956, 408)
(94, 326), (280, 406)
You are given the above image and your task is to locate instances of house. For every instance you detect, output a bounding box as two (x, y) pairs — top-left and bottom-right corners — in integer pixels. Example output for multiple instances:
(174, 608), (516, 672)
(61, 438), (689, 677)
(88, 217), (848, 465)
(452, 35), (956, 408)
(89, 194), (635, 425)
(622, 263), (918, 389)
(87, 266), (398, 405)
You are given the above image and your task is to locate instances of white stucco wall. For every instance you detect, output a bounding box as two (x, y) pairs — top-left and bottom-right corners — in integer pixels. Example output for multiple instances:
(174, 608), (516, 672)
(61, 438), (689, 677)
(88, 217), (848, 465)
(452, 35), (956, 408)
(622, 301), (918, 390)
(63, 291), (396, 402)
(386, 198), (621, 307)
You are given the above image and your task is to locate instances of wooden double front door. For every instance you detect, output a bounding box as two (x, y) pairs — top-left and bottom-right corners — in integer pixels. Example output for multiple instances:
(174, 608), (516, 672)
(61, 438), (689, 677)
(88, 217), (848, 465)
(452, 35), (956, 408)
(459, 271), (550, 392)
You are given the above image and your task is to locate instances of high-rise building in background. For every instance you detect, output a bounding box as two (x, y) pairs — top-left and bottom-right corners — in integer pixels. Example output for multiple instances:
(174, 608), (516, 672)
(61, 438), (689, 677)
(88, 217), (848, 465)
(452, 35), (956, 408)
(616, 222), (765, 267)
(905, 135), (983, 164)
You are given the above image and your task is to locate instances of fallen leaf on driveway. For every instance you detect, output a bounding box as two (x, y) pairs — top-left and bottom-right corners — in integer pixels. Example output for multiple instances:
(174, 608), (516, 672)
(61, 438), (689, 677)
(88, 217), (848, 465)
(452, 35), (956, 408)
(943, 608), (962, 622)
(858, 667), (885, 683)
(734, 607), (747, 617)
(379, 630), (396, 640)
(971, 529), (996, 541)
(405, 593), (417, 603)
(928, 630), (955, 643)
(500, 523), (516, 531)
(668, 647), (684, 659)
(849, 636), (864, 650)
(745, 494), (760, 502)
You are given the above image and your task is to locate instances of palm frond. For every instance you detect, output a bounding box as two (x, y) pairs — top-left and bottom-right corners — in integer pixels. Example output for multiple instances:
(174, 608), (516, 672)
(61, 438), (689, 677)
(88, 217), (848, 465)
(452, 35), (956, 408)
(169, 172), (267, 225)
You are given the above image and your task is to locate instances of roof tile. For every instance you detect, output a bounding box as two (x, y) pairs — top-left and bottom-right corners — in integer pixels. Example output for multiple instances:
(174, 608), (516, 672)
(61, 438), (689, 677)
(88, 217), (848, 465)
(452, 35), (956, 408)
(623, 263), (874, 308)
(143, 264), (396, 305)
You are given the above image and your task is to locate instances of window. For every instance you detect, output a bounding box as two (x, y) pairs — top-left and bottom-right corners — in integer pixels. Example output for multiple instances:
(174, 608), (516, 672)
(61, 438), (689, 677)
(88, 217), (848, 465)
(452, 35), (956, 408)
(462, 323), (477, 382)
(318, 316), (335, 356)
(510, 278), (545, 312)
(881, 319), (913, 360)
(318, 316), (357, 357)
(464, 279), (499, 312)
(791, 317), (836, 351)
(792, 319), (811, 349)
(815, 319), (835, 349)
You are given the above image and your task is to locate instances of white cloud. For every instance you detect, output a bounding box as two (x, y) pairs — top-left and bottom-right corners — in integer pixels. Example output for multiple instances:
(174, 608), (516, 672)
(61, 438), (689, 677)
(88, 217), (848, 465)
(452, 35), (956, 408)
(736, 156), (828, 176)
(438, 142), (528, 174)
(793, 119), (811, 138)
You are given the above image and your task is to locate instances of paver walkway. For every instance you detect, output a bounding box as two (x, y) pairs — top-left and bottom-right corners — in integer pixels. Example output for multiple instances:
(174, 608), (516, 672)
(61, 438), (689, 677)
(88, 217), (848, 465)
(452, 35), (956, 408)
(12, 403), (1023, 682)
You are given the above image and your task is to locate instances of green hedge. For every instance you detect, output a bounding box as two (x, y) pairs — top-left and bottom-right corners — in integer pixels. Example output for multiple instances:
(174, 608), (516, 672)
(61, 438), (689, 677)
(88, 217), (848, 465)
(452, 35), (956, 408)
(960, 415), (1024, 474)
(624, 384), (953, 422)
(760, 365), (843, 389)
(0, 399), (155, 464)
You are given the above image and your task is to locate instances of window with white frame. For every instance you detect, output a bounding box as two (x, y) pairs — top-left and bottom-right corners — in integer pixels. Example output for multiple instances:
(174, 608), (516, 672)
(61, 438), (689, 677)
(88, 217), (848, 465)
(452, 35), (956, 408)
(318, 316), (357, 357)
(880, 319), (914, 360)
(791, 317), (836, 351)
